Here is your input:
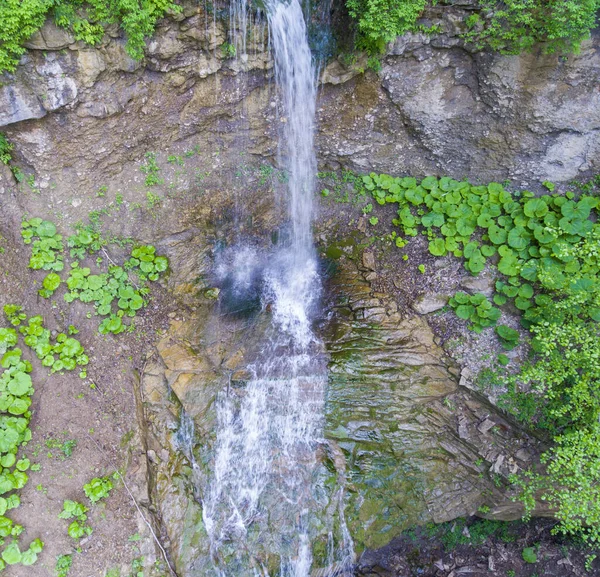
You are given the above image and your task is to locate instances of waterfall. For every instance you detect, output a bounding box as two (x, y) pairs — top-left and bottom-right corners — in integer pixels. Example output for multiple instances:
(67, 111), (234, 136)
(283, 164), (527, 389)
(200, 0), (354, 574)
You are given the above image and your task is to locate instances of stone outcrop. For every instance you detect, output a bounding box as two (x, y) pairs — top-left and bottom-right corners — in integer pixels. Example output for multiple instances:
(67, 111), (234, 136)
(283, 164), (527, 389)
(0, 1), (598, 191)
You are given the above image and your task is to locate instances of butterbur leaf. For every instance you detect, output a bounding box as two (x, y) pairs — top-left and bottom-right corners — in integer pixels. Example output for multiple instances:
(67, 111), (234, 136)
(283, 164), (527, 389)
(153, 256), (168, 272)
(42, 273), (61, 292)
(20, 549), (38, 566)
(61, 338), (82, 358)
(455, 305), (475, 320)
(523, 198), (548, 218)
(453, 292), (470, 305)
(8, 372), (32, 396)
(29, 539), (43, 554)
(68, 520), (86, 539)
(36, 221), (57, 237)
(1, 541), (20, 564)
(84, 476), (113, 503)
(6, 495), (19, 510)
(496, 325), (519, 343)
(428, 238), (446, 256)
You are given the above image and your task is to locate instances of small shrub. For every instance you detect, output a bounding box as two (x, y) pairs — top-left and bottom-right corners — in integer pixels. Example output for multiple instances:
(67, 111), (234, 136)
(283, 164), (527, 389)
(0, 134), (13, 165)
(83, 476), (113, 504)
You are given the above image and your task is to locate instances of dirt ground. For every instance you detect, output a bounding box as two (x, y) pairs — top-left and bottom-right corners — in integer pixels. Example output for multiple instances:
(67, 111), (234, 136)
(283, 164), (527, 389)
(0, 218), (176, 577)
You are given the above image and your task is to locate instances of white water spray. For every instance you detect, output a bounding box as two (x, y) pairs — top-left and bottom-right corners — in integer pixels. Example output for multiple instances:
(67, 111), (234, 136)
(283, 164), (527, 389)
(200, 0), (354, 574)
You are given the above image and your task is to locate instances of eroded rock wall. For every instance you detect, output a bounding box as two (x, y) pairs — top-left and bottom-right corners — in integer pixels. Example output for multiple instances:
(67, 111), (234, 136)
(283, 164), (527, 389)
(1, 2), (598, 195)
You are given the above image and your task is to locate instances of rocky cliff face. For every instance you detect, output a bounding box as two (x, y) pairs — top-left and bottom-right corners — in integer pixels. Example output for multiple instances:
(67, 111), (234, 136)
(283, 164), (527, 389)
(0, 2), (596, 574)
(1, 2), (599, 193)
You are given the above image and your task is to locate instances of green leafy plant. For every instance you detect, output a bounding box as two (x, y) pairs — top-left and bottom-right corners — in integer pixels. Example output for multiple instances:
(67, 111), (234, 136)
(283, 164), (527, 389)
(55, 553), (73, 577)
(522, 547), (537, 563)
(449, 292), (501, 333)
(15, 313), (87, 374)
(0, 0), (181, 73)
(463, 0), (600, 55)
(83, 476), (113, 504)
(21, 218), (64, 272)
(67, 225), (103, 260)
(0, 134), (13, 165)
(345, 0), (427, 54)
(0, 308), (50, 568)
(46, 437), (77, 459)
(495, 325), (520, 350)
(221, 41), (236, 58)
(38, 272), (62, 298)
(140, 152), (161, 187)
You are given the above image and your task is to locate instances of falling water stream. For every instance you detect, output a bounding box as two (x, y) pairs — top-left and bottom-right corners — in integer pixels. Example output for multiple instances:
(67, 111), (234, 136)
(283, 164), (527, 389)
(199, 0), (354, 575)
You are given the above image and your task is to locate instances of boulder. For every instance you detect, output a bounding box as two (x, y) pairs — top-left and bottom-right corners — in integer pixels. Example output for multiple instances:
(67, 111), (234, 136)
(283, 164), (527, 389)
(0, 83), (45, 127)
(23, 21), (75, 50)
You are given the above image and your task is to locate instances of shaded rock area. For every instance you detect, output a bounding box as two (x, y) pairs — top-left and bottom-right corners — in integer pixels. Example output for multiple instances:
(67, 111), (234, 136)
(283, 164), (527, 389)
(322, 255), (546, 554)
(355, 517), (595, 577)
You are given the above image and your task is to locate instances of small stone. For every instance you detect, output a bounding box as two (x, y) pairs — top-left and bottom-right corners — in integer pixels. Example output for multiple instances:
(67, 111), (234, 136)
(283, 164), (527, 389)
(71, 198), (82, 207)
(477, 418), (496, 434)
(362, 251), (376, 271)
(460, 275), (494, 297)
(491, 454), (505, 474)
(412, 293), (448, 314)
(147, 450), (157, 464)
(515, 448), (532, 462)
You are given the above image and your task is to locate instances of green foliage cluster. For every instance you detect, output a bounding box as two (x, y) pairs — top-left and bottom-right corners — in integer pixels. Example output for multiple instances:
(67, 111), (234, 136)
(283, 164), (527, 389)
(59, 500), (92, 539)
(21, 218), (64, 272)
(12, 309), (88, 375)
(0, 0), (181, 73)
(345, 0), (427, 54)
(424, 517), (518, 550)
(360, 170), (600, 542)
(464, 0), (600, 55)
(83, 476), (112, 503)
(22, 218), (169, 335)
(449, 292), (500, 333)
(362, 173), (598, 316)
(140, 152), (161, 187)
(55, 553), (73, 577)
(0, 308), (47, 570)
(0, 135), (13, 166)
(344, 0), (598, 57)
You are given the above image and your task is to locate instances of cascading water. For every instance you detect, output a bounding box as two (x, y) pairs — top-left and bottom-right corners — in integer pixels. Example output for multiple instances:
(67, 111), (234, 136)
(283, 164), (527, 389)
(199, 0), (354, 575)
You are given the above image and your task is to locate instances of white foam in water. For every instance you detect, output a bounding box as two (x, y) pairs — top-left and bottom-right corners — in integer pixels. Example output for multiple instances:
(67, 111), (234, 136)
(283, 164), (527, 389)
(200, 0), (355, 574)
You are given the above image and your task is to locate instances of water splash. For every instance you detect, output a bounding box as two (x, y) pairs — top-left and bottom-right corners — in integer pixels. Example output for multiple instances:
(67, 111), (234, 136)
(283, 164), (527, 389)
(200, 0), (354, 574)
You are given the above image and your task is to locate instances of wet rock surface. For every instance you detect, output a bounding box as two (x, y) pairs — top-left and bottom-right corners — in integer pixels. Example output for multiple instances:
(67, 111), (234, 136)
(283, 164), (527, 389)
(322, 257), (544, 554)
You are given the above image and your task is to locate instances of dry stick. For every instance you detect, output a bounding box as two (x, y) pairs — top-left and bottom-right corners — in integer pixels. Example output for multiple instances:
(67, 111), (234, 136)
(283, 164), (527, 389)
(84, 432), (179, 577)
(101, 246), (140, 289)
